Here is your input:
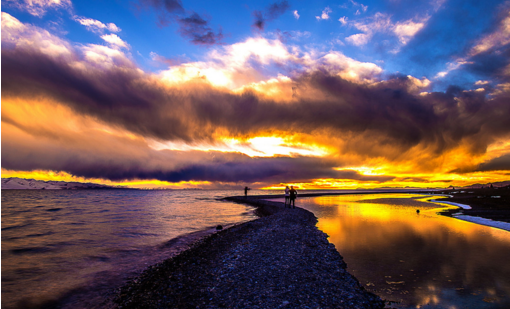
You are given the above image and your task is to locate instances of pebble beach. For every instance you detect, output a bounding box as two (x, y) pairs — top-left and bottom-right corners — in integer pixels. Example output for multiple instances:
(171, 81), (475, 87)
(113, 196), (385, 309)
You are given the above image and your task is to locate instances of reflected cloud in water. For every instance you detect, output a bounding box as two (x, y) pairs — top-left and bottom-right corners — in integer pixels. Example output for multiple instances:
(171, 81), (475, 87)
(296, 194), (510, 308)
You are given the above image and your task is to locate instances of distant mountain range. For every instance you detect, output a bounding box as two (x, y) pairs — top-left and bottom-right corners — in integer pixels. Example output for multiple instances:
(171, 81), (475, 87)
(1, 177), (119, 190)
(2, 177), (509, 190)
(455, 181), (510, 189)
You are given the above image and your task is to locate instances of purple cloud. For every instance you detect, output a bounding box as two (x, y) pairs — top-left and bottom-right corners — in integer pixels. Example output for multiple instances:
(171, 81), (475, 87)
(137, 0), (223, 45)
(252, 1), (290, 31)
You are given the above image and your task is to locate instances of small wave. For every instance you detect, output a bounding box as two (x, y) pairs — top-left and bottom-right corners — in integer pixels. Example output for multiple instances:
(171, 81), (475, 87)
(46, 208), (63, 212)
(26, 231), (54, 238)
(87, 255), (111, 262)
(11, 246), (52, 255)
(2, 224), (31, 231)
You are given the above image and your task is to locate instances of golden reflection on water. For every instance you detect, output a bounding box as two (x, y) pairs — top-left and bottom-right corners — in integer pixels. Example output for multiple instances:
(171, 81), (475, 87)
(297, 194), (510, 308)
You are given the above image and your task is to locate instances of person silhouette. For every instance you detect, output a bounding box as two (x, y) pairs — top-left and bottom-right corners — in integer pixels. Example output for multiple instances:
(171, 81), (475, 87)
(244, 186), (250, 197)
(284, 186), (290, 207)
(289, 186), (297, 208)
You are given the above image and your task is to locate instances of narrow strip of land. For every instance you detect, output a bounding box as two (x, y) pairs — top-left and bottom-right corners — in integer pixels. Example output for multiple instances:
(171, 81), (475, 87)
(113, 197), (384, 309)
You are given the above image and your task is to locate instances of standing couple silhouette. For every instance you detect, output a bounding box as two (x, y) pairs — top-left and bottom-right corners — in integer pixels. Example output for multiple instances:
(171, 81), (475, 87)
(284, 185), (297, 208)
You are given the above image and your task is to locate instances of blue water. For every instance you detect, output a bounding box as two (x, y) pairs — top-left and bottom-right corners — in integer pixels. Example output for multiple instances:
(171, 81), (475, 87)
(1, 189), (277, 309)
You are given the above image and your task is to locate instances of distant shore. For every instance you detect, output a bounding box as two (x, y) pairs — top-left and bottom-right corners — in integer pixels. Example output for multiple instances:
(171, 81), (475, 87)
(432, 187), (510, 231)
(113, 196), (385, 308)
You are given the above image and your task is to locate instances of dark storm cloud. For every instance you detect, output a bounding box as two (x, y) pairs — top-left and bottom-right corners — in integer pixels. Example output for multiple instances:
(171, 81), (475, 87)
(1, 126), (391, 184)
(252, 1), (290, 30)
(3, 43), (510, 160)
(477, 154), (510, 172)
(137, 0), (222, 45)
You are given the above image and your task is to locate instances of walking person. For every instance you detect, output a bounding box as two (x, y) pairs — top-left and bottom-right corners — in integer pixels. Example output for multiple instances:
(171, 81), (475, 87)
(289, 186), (297, 209)
(244, 186), (250, 198)
(284, 186), (290, 208)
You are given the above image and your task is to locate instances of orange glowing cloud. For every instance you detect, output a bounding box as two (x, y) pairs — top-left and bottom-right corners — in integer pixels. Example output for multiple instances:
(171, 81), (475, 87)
(2, 13), (510, 189)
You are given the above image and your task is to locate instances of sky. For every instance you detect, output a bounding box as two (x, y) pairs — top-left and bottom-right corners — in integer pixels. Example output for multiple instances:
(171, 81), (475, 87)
(2, 0), (510, 189)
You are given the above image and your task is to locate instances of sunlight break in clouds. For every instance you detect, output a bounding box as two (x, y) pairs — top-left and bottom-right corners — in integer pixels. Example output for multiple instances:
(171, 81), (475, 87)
(3, 9), (510, 189)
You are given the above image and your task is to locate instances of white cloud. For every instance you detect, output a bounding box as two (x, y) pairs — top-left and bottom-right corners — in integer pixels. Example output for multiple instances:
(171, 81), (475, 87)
(74, 16), (122, 33)
(107, 23), (121, 32)
(3, 0), (72, 17)
(339, 16), (348, 25)
(475, 80), (489, 85)
(101, 34), (129, 49)
(293, 10), (300, 19)
(361, 4), (368, 12)
(1, 12), (72, 57)
(345, 13), (428, 47)
(321, 52), (383, 83)
(316, 7), (332, 20)
(434, 60), (473, 79)
(431, 0), (447, 12)
(345, 33), (371, 46)
(345, 12), (392, 46)
(393, 18), (428, 44)
(431, 9), (510, 79)
(469, 11), (510, 57)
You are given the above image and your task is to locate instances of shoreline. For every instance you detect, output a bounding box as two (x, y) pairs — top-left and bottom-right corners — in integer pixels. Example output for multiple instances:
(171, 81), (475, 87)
(113, 196), (385, 308)
(250, 190), (510, 232)
(112, 190), (509, 307)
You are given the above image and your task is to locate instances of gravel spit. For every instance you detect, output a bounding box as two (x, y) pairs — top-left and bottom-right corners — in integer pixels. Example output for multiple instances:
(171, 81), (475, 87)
(113, 196), (384, 309)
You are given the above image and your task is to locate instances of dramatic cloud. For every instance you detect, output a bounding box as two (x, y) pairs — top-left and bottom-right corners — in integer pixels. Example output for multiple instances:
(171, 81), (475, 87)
(137, 0), (223, 45)
(252, 1), (290, 31)
(477, 154), (510, 172)
(3, 12), (510, 186)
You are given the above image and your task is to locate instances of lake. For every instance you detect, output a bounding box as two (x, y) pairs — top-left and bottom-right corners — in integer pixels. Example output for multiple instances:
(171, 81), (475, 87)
(3, 190), (510, 308)
(1, 189), (269, 309)
(291, 193), (510, 309)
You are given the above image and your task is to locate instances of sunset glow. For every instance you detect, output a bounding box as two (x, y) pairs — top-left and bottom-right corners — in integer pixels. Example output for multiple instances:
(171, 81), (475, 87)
(2, 0), (510, 189)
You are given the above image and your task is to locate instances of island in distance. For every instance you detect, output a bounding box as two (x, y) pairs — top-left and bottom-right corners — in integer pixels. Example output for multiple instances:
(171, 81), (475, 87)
(1, 177), (119, 190)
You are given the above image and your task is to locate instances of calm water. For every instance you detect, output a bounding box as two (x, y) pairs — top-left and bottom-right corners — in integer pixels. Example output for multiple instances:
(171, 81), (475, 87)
(2, 189), (277, 309)
(4, 190), (510, 309)
(287, 194), (510, 309)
